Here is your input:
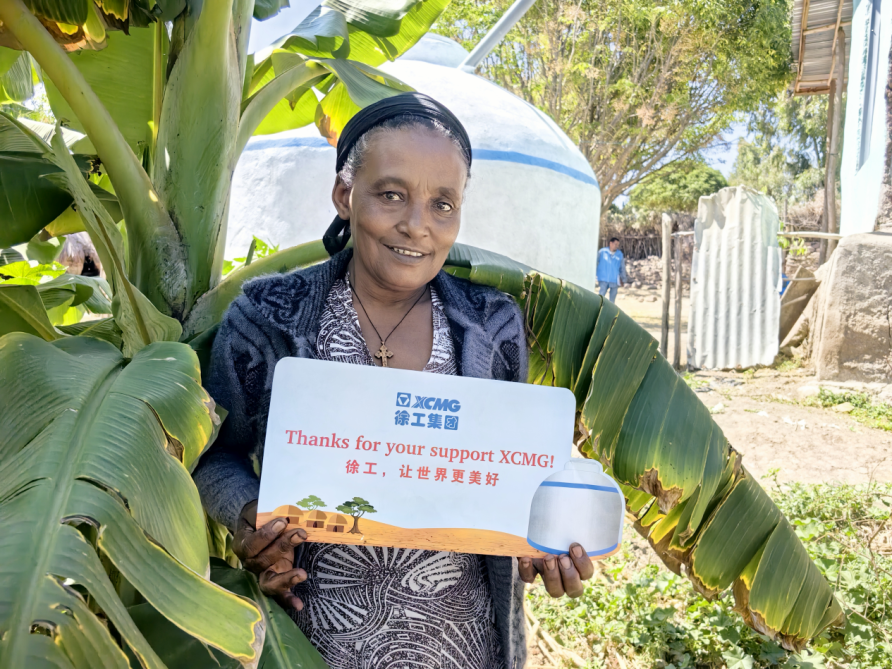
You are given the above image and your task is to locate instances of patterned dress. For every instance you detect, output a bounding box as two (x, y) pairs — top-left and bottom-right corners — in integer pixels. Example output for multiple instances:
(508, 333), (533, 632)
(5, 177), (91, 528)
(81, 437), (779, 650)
(292, 273), (505, 669)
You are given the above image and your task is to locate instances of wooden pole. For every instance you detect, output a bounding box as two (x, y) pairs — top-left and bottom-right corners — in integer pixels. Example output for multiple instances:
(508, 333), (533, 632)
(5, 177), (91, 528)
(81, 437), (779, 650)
(826, 26), (846, 259)
(673, 234), (683, 369)
(820, 81), (836, 265)
(660, 213), (672, 357)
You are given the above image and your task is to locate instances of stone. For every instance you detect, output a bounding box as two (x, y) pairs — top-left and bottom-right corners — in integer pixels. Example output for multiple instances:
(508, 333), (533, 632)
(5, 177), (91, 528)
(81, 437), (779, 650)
(645, 295), (658, 302)
(797, 385), (821, 399)
(711, 402), (726, 414)
(833, 402), (855, 413)
(809, 232), (892, 383)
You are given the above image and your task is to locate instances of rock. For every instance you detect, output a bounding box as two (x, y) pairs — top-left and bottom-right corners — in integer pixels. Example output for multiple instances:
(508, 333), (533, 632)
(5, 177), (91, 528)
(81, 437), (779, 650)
(809, 232), (892, 383)
(645, 295), (658, 302)
(632, 281), (641, 289)
(710, 402), (725, 414)
(832, 402), (855, 413)
(797, 385), (821, 399)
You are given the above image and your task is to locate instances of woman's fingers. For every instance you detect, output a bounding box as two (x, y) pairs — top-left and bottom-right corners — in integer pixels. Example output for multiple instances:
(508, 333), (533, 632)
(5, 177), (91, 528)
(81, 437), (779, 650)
(260, 566), (307, 596)
(569, 543), (595, 581)
(539, 556), (565, 597)
(242, 526), (306, 573)
(517, 557), (537, 583)
(558, 554), (584, 598)
(233, 516), (284, 561)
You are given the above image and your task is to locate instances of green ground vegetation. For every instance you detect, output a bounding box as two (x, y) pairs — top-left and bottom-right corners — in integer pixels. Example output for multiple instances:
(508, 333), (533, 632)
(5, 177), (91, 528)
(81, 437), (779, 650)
(528, 480), (892, 668)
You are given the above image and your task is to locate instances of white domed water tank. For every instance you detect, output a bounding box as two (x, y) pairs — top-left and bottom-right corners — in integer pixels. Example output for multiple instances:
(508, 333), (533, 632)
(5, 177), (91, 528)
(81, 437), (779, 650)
(228, 36), (601, 288)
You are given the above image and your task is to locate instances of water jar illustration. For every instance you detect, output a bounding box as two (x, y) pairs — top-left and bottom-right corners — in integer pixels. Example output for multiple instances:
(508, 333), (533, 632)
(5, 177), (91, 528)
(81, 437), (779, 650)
(527, 459), (624, 556)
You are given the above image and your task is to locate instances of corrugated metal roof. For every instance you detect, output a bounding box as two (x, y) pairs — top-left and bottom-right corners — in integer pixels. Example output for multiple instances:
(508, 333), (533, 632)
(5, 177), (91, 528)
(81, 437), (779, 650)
(792, 0), (853, 94)
(687, 188), (782, 370)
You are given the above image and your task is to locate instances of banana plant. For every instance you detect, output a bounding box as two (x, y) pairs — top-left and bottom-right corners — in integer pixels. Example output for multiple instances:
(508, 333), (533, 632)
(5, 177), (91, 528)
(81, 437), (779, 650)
(0, 0), (449, 666)
(0, 0), (842, 667)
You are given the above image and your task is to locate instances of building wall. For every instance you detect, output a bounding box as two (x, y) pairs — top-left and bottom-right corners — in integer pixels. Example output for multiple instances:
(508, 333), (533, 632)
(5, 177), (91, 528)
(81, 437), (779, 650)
(840, 0), (892, 235)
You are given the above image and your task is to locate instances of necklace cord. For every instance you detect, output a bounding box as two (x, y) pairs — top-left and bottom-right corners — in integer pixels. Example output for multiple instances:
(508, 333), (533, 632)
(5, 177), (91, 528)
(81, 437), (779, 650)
(348, 278), (428, 346)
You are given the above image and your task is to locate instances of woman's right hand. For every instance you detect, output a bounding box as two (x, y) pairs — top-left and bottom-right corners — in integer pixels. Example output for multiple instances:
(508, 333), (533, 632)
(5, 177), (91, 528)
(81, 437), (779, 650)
(233, 500), (308, 611)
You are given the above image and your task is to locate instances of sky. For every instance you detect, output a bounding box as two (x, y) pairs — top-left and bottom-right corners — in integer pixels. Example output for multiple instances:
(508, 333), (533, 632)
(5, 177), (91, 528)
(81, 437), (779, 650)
(249, 5), (749, 188)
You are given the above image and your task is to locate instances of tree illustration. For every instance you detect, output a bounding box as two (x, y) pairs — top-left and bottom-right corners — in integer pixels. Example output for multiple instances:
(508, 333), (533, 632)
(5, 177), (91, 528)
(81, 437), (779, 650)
(295, 495), (326, 511)
(336, 497), (377, 534)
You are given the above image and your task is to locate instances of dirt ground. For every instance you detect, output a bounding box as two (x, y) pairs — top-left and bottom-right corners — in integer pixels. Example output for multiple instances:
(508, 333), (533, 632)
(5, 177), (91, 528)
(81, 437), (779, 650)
(613, 284), (892, 486)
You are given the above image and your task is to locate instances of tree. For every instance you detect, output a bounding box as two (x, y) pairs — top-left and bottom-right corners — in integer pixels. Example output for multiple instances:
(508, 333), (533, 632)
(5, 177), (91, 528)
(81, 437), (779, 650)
(729, 93), (830, 206)
(296, 495), (326, 511)
(434, 0), (791, 217)
(628, 159), (727, 213)
(336, 496), (377, 534)
(0, 0), (448, 665)
(0, 0), (842, 664)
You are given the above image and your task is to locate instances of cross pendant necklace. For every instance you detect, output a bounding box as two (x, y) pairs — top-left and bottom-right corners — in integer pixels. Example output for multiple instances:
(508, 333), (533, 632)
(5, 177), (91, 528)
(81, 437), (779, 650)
(349, 277), (427, 368)
(374, 342), (394, 367)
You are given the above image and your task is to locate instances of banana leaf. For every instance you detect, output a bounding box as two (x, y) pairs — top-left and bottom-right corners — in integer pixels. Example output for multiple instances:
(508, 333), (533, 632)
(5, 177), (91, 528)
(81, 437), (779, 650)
(0, 334), (263, 667)
(442, 243), (845, 651)
(126, 559), (329, 669)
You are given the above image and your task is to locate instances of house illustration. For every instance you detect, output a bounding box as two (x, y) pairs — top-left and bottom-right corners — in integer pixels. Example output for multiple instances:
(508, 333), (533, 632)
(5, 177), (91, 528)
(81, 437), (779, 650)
(325, 514), (348, 533)
(305, 510), (327, 529)
(271, 505), (306, 525)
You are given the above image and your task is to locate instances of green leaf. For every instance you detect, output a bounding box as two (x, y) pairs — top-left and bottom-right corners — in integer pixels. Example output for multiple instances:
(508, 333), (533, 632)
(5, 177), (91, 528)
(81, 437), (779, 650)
(44, 27), (157, 152)
(343, 0), (450, 66)
(127, 560), (329, 669)
(253, 0), (290, 21)
(23, 0), (90, 25)
(0, 152), (86, 247)
(26, 234), (64, 264)
(723, 647), (755, 669)
(0, 284), (60, 339)
(0, 259), (66, 284)
(0, 334), (261, 667)
(0, 247), (26, 265)
(57, 315), (122, 346)
(268, 5), (350, 58)
(0, 112), (97, 247)
(323, 0), (418, 37)
(443, 242), (845, 652)
(0, 50), (34, 104)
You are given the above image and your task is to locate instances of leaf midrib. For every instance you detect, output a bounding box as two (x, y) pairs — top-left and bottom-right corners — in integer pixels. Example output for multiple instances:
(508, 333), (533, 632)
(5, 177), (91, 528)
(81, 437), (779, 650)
(3, 358), (123, 668)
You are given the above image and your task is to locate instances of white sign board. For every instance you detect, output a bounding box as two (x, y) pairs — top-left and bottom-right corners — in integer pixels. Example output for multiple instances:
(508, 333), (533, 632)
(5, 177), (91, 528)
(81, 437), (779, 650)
(257, 358), (624, 558)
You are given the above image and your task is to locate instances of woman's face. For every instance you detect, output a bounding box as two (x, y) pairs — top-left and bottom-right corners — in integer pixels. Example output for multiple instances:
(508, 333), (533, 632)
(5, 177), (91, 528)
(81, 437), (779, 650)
(332, 126), (468, 294)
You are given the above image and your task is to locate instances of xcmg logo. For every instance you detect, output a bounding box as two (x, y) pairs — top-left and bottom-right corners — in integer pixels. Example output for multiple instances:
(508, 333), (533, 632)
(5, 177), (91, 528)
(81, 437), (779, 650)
(396, 392), (461, 413)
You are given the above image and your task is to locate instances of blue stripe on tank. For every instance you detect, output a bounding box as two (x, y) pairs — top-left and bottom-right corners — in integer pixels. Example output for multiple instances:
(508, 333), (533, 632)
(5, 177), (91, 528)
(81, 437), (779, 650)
(526, 539), (619, 557)
(539, 481), (620, 493)
(242, 137), (598, 186)
(471, 149), (598, 186)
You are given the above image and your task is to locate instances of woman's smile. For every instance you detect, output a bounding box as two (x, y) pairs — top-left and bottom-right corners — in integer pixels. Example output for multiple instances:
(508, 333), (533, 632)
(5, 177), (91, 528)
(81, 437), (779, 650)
(385, 243), (427, 260)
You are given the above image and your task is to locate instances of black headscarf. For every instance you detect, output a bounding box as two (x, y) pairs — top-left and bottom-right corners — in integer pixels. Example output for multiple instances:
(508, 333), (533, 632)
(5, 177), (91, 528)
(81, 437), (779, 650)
(322, 92), (472, 256)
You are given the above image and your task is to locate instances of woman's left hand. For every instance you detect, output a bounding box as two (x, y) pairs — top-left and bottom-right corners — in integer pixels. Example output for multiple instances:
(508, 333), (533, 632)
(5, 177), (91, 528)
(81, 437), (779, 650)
(517, 543), (594, 598)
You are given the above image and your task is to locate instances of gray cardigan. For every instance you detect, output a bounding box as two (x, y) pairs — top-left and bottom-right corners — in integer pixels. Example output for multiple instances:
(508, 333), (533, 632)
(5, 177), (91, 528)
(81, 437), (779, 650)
(193, 249), (529, 669)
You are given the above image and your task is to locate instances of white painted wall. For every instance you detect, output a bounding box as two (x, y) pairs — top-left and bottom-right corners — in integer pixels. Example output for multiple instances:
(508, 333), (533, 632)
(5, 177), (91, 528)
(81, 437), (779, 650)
(227, 36), (601, 288)
(840, 0), (892, 236)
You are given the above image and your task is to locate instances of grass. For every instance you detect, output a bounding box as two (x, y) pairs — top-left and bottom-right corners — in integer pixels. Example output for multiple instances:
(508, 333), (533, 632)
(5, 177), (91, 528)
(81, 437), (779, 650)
(805, 389), (892, 432)
(527, 480), (892, 669)
(760, 387), (892, 433)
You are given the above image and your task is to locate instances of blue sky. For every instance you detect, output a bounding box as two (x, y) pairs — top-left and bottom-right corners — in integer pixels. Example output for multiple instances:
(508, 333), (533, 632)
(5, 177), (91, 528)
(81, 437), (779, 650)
(250, 6), (747, 184)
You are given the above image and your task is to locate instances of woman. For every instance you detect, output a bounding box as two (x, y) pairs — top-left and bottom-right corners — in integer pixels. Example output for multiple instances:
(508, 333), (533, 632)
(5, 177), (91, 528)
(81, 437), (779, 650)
(194, 93), (595, 669)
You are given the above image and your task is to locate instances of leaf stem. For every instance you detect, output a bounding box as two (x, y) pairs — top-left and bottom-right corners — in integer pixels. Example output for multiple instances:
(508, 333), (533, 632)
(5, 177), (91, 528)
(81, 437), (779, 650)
(236, 61), (327, 156)
(152, 18), (163, 151)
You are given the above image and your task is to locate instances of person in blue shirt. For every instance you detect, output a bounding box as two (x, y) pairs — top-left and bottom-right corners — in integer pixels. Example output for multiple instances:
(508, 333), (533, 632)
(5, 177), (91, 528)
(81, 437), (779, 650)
(596, 237), (629, 302)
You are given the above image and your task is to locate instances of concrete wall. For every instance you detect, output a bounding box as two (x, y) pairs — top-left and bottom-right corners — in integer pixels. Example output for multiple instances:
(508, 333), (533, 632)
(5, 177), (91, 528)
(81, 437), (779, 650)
(840, 0), (892, 235)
